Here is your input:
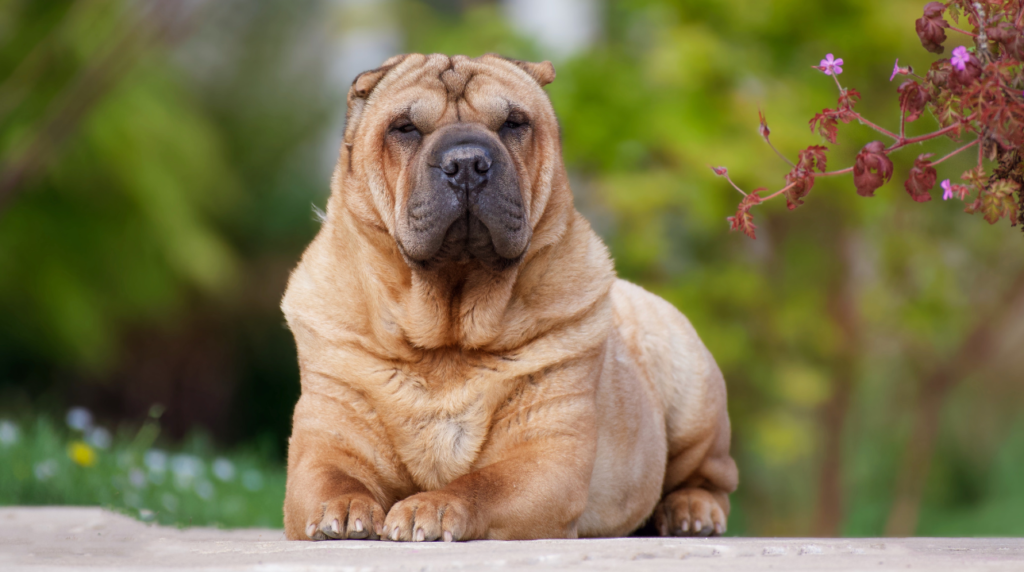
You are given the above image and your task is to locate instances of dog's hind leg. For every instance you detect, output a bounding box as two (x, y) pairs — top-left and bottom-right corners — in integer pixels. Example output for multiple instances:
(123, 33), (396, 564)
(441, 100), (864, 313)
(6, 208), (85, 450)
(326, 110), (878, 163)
(610, 280), (739, 537)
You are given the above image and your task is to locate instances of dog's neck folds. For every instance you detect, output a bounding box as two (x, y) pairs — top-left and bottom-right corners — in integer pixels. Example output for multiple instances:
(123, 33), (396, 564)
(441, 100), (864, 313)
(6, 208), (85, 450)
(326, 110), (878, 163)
(317, 172), (612, 358)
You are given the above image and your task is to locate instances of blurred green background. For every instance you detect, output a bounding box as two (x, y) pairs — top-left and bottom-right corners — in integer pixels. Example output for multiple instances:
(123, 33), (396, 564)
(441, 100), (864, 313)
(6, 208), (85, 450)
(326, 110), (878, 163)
(1, 0), (1023, 536)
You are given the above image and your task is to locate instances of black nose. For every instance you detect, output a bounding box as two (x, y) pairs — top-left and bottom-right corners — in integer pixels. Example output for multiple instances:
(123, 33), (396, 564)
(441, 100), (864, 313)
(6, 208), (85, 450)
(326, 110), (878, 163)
(439, 145), (492, 189)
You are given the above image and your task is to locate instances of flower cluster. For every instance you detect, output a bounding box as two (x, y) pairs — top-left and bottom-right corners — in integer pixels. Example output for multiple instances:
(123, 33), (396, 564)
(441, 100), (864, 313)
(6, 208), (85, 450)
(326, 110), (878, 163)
(65, 406), (111, 464)
(716, 0), (1024, 239)
(1, 407), (277, 527)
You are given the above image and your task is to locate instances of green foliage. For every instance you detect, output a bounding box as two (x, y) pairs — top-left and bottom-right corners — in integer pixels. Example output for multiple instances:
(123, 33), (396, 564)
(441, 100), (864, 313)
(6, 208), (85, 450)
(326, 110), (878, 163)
(0, 1), (238, 371)
(919, 421), (1024, 536)
(0, 415), (284, 528)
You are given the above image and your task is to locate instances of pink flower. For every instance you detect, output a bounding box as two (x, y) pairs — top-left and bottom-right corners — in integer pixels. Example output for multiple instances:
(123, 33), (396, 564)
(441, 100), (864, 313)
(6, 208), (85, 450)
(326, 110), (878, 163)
(889, 58), (912, 81)
(819, 53), (844, 76)
(941, 179), (953, 200)
(951, 46), (970, 71)
(941, 179), (969, 200)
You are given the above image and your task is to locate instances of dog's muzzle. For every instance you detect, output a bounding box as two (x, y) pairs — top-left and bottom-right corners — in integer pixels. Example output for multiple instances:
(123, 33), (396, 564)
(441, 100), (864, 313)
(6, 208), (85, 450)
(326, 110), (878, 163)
(398, 124), (529, 269)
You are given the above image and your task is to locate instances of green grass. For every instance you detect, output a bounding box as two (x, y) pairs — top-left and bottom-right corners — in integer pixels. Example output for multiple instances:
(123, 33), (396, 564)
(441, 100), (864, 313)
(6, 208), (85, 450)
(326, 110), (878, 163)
(0, 414), (285, 529)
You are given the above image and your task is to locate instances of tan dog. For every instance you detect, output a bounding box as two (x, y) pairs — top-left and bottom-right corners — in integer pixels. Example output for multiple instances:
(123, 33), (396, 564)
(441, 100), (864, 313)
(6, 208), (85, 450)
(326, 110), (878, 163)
(281, 53), (737, 542)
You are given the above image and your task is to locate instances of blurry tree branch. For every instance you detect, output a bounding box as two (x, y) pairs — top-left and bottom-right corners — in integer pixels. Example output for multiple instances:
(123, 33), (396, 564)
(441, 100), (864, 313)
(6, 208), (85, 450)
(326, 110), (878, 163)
(814, 229), (861, 537)
(885, 268), (1024, 536)
(0, 0), (103, 120)
(0, 1), (197, 214)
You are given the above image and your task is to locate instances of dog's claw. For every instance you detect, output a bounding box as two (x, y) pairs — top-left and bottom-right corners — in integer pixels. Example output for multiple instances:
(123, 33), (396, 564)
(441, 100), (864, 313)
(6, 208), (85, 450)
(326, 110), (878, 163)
(652, 488), (728, 537)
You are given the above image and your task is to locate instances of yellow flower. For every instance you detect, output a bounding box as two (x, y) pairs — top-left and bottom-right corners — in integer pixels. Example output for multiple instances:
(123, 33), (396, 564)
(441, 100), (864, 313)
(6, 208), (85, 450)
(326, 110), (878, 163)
(68, 441), (97, 467)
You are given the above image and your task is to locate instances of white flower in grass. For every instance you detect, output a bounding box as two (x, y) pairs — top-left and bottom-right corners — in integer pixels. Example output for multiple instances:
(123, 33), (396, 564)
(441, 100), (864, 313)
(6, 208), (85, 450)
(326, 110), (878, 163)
(87, 427), (112, 449)
(144, 449), (168, 473)
(241, 469), (263, 491)
(212, 458), (235, 482)
(172, 454), (204, 490)
(129, 468), (147, 489)
(171, 454), (204, 478)
(0, 420), (18, 446)
(34, 459), (58, 481)
(162, 493), (178, 512)
(139, 509), (155, 522)
(66, 407), (93, 432)
(195, 480), (215, 500)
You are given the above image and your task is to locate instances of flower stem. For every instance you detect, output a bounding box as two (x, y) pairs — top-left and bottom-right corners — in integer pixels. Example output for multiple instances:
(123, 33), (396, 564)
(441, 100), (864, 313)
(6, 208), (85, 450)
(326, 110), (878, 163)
(722, 173), (748, 197)
(765, 138), (796, 168)
(854, 113), (900, 140)
(763, 181), (797, 201)
(817, 166), (855, 177)
(889, 118), (973, 149)
(832, 74), (844, 94)
(948, 25), (978, 38)
(759, 168), (853, 203)
(930, 139), (979, 166)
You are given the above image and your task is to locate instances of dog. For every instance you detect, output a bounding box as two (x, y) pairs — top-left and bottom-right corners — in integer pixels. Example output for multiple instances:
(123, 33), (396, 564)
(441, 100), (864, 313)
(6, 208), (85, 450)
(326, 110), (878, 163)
(281, 53), (738, 542)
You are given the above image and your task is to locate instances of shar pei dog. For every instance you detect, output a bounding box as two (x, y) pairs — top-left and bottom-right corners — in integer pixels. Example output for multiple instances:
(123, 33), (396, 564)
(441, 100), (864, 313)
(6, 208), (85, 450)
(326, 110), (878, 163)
(281, 53), (738, 542)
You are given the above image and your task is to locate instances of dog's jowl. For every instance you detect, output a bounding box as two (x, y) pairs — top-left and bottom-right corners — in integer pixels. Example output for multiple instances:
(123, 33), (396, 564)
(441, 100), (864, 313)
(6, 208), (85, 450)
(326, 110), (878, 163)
(281, 53), (738, 542)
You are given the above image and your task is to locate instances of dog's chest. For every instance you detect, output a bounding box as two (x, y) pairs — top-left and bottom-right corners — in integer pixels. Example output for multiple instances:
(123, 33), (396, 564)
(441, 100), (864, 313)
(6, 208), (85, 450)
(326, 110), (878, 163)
(378, 358), (510, 491)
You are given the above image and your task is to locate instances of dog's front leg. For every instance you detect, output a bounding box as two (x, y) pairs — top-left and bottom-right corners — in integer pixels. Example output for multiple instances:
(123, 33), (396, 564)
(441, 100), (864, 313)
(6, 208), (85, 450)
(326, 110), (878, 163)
(283, 390), (409, 541)
(383, 362), (599, 541)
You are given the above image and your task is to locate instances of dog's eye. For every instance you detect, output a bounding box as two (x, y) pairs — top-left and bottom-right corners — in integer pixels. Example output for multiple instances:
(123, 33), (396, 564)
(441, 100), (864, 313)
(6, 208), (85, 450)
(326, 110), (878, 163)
(392, 122), (419, 135)
(501, 111), (529, 133)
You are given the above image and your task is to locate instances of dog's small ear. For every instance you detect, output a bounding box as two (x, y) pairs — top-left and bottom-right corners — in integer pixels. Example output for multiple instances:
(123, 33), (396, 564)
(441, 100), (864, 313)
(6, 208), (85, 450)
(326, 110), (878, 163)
(493, 55), (556, 87)
(349, 54), (409, 102)
(515, 60), (556, 87)
(344, 54), (411, 149)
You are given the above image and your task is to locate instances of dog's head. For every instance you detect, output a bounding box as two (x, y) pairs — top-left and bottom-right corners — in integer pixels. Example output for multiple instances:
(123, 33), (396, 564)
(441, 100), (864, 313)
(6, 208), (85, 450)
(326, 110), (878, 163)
(338, 53), (560, 272)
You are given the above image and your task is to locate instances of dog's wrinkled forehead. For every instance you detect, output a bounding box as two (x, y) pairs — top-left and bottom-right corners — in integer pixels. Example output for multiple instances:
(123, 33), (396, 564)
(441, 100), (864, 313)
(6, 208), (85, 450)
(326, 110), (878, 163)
(345, 54), (554, 141)
(440, 60), (469, 99)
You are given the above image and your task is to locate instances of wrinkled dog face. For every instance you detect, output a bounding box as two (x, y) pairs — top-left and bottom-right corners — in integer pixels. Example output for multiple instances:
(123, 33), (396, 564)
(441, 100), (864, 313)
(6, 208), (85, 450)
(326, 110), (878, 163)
(401, 118), (526, 269)
(345, 54), (558, 272)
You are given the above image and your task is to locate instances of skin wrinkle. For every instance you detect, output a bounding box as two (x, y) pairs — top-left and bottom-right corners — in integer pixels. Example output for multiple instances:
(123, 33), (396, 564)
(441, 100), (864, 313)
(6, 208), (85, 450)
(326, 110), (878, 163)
(302, 385), (411, 494)
(282, 53), (737, 542)
(460, 86), (482, 118)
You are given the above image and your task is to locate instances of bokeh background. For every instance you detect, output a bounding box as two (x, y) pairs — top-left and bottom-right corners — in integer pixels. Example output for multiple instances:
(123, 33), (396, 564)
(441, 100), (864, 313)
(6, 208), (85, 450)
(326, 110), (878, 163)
(2, 0), (1023, 536)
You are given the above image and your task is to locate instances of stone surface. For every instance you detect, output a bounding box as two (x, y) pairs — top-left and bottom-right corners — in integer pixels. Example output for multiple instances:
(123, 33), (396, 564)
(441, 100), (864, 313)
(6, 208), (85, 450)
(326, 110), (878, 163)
(2, 507), (1023, 571)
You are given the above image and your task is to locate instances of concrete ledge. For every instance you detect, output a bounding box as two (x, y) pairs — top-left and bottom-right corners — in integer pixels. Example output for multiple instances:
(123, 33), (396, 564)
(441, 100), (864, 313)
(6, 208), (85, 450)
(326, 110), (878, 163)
(1, 507), (1022, 571)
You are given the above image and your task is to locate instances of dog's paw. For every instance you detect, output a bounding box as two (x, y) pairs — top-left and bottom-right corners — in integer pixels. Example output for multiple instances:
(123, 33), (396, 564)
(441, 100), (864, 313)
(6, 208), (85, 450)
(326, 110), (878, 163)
(653, 488), (727, 537)
(305, 494), (385, 541)
(382, 491), (474, 542)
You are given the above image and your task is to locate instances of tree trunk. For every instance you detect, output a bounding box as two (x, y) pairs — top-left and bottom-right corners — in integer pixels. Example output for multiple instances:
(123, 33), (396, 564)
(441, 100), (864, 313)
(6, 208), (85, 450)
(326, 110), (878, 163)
(885, 269), (1024, 536)
(813, 231), (860, 536)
